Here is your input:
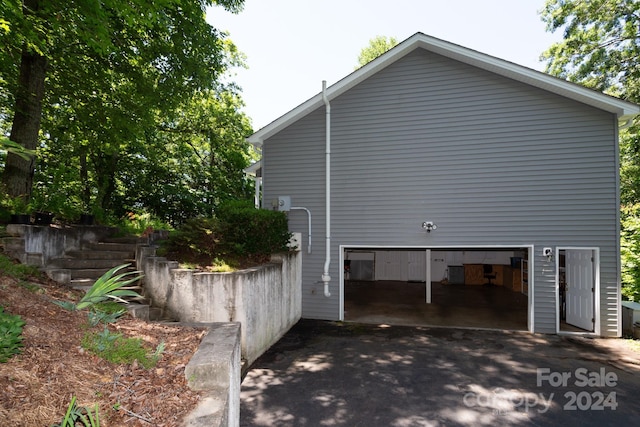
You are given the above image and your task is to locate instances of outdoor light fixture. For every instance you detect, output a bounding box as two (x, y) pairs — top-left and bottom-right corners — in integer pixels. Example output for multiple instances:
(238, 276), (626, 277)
(422, 221), (437, 233)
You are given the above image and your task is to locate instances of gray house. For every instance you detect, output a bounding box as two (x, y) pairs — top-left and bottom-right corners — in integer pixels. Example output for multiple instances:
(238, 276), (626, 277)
(247, 32), (639, 337)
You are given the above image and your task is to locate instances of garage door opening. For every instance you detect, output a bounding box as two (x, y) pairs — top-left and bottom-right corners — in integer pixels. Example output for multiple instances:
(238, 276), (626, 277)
(342, 247), (530, 331)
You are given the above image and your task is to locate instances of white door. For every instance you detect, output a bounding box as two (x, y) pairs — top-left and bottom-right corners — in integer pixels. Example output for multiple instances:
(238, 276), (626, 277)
(565, 249), (594, 331)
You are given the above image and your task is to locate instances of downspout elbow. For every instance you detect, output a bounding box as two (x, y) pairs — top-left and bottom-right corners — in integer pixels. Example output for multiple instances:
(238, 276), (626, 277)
(322, 269), (331, 297)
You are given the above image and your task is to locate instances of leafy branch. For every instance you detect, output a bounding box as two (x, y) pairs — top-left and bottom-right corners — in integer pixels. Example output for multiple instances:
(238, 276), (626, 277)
(55, 264), (143, 312)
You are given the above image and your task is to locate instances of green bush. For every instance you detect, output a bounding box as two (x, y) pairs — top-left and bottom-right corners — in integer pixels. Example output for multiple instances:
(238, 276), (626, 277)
(159, 200), (292, 267)
(215, 200), (291, 257)
(622, 204), (640, 301)
(0, 306), (26, 363)
(158, 217), (219, 259)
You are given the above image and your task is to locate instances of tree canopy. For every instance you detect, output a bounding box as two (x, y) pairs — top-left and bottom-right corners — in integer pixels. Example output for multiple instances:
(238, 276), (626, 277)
(541, 0), (640, 300)
(0, 0), (254, 225)
(356, 35), (398, 69)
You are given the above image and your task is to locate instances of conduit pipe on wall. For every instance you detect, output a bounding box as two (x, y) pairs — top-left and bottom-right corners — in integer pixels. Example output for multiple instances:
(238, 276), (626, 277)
(321, 80), (331, 298)
(290, 206), (312, 254)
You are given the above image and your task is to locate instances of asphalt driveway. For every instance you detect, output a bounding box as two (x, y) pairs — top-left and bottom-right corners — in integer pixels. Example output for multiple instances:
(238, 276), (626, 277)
(240, 320), (640, 427)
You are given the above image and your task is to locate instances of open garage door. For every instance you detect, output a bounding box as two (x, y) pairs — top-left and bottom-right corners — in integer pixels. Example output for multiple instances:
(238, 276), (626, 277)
(342, 247), (531, 331)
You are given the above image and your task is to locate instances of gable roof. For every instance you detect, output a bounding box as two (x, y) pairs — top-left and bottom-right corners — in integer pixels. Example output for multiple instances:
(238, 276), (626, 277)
(248, 32), (640, 146)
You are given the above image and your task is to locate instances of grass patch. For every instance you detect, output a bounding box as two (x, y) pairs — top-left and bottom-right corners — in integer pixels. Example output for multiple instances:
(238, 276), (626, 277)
(82, 328), (164, 369)
(0, 253), (41, 280)
(16, 280), (43, 293)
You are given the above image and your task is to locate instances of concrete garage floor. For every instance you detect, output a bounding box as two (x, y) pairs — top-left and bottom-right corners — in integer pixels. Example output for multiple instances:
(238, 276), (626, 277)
(344, 280), (528, 330)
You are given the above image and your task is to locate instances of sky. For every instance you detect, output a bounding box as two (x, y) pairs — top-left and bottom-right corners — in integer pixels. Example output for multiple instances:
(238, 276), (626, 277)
(206, 0), (564, 131)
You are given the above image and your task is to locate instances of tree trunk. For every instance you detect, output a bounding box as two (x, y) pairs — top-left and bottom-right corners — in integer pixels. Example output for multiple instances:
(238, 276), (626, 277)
(2, 48), (47, 199)
(2, 0), (47, 199)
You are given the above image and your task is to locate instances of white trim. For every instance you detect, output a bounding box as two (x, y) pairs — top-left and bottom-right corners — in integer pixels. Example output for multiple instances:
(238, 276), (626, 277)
(528, 246), (534, 333)
(339, 244), (535, 333)
(249, 32), (640, 146)
(425, 249), (432, 304)
(555, 246), (601, 337)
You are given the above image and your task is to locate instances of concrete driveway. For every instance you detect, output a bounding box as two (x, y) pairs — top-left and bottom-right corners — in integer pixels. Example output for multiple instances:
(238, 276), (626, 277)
(240, 320), (640, 427)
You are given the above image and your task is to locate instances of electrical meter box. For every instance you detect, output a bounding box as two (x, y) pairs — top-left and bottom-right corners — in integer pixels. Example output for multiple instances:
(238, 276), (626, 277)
(272, 196), (291, 211)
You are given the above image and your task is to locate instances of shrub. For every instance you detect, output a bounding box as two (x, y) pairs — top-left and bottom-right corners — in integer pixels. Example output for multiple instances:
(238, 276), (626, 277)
(215, 200), (291, 257)
(0, 306), (26, 363)
(622, 204), (640, 301)
(158, 217), (219, 259)
(159, 200), (292, 268)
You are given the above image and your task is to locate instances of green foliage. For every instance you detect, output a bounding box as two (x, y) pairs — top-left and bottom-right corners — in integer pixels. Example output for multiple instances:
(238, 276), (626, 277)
(159, 217), (219, 259)
(622, 204), (640, 301)
(0, 253), (41, 280)
(87, 304), (126, 327)
(0, 136), (34, 162)
(112, 212), (172, 237)
(1, 0), (254, 225)
(0, 306), (26, 363)
(55, 264), (142, 312)
(51, 395), (100, 427)
(82, 327), (164, 369)
(541, 1), (640, 297)
(0, 187), (30, 214)
(540, 0), (640, 99)
(216, 200), (291, 257)
(159, 200), (292, 268)
(356, 35), (399, 69)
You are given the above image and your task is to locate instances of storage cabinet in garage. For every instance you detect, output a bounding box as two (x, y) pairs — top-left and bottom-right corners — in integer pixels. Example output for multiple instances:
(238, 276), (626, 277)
(448, 265), (464, 284)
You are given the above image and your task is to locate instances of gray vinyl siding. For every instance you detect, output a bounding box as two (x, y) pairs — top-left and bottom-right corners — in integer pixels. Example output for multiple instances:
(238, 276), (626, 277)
(262, 49), (620, 335)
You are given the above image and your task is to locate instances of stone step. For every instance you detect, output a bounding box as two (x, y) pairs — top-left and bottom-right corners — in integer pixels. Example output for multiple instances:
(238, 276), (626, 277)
(48, 257), (129, 269)
(65, 249), (134, 260)
(69, 267), (119, 279)
(70, 277), (143, 291)
(102, 236), (146, 244)
(84, 241), (137, 255)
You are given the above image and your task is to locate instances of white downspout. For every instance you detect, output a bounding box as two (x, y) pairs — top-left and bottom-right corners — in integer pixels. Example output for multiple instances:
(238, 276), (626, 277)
(321, 80), (332, 297)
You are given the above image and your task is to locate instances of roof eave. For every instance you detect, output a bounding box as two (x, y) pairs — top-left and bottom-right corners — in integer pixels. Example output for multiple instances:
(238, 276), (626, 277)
(247, 32), (640, 144)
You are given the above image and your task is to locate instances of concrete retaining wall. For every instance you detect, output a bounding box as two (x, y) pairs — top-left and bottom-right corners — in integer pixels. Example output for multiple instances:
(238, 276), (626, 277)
(183, 323), (241, 427)
(3, 224), (117, 266)
(138, 244), (302, 366)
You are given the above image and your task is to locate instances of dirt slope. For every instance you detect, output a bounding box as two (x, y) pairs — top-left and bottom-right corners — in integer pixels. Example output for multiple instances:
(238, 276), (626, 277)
(0, 267), (206, 426)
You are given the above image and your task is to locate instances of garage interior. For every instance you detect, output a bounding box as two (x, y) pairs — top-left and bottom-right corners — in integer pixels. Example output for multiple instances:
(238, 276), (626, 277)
(343, 248), (529, 330)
